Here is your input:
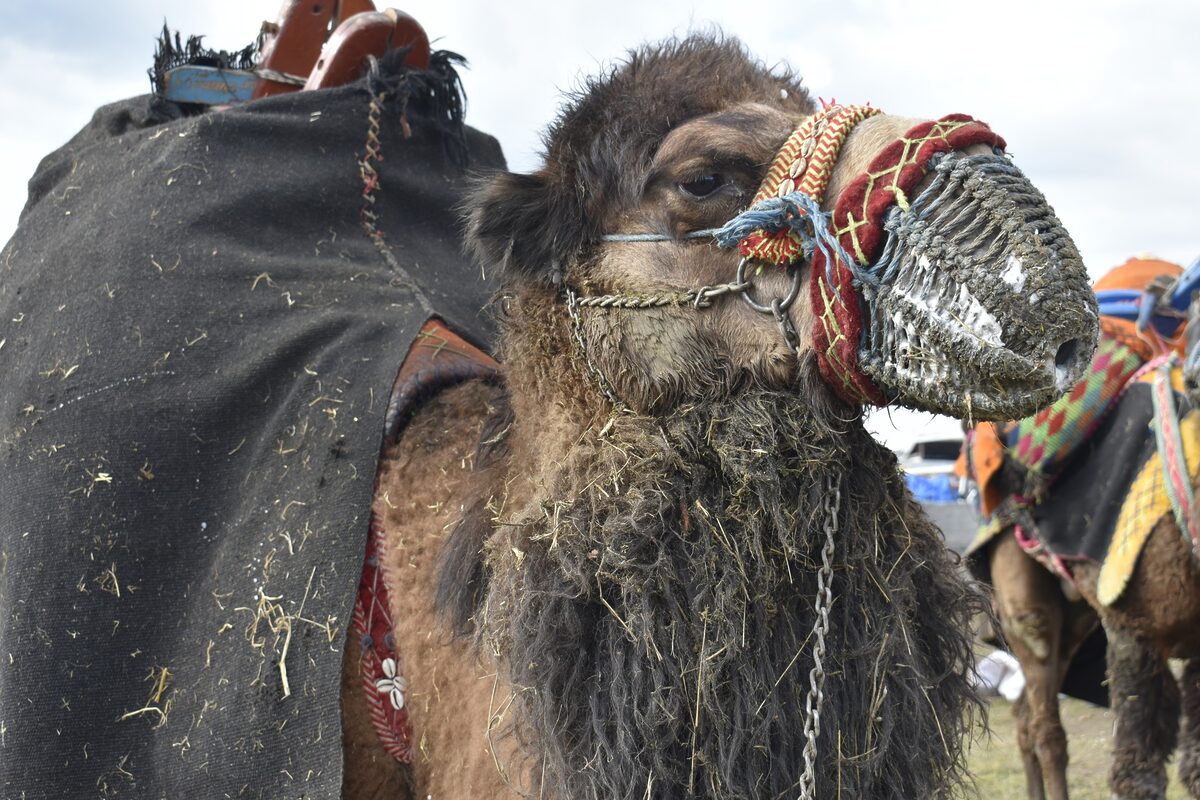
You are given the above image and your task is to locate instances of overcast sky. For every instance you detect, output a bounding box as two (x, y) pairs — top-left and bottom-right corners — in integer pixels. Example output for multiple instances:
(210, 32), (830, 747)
(1, 0), (1196, 451)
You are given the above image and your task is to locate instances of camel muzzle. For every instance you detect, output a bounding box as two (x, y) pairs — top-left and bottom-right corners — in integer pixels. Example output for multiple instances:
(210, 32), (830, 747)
(856, 150), (1098, 419)
(585, 105), (1099, 419)
(722, 105), (1098, 419)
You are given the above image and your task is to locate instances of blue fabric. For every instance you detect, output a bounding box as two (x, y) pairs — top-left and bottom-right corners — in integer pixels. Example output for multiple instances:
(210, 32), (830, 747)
(906, 473), (960, 502)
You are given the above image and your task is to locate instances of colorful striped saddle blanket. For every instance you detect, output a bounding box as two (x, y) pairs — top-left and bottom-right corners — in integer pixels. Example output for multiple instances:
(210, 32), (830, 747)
(965, 330), (1194, 598)
(1006, 332), (1146, 497)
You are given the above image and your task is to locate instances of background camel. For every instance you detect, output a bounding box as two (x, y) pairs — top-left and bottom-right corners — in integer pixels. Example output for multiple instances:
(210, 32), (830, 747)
(340, 35), (1099, 799)
(969, 258), (1200, 800)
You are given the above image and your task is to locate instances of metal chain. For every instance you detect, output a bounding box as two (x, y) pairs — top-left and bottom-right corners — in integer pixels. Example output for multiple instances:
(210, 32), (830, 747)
(772, 298), (801, 354)
(797, 472), (840, 800)
(565, 287), (626, 409)
(573, 279), (750, 310)
(569, 259), (802, 355)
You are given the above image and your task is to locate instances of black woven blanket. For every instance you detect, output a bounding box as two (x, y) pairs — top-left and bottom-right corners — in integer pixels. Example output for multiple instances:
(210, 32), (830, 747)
(0, 55), (503, 799)
(1031, 381), (1163, 563)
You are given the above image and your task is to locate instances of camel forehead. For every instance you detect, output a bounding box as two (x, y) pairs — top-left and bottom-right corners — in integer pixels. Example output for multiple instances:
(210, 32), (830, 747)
(652, 102), (799, 173)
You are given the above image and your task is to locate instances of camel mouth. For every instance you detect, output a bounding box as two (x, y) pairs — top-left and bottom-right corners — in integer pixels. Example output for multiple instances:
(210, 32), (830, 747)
(855, 152), (1099, 420)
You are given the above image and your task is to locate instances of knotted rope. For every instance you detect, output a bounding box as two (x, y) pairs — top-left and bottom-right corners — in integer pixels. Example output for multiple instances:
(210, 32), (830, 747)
(724, 103), (881, 269)
(581, 105), (1019, 411)
(711, 192), (860, 286)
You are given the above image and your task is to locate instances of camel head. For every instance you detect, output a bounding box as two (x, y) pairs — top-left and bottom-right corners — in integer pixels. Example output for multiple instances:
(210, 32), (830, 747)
(467, 36), (1098, 420)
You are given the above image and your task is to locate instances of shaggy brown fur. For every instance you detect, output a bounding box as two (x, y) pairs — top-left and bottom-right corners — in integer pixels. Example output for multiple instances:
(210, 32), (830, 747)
(1181, 659), (1200, 794)
(342, 381), (520, 799)
(466, 37), (814, 285)
(1080, 520), (1200, 800)
(468, 335), (982, 798)
(1106, 627), (1180, 800)
(343, 33), (1016, 799)
(449, 34), (992, 787)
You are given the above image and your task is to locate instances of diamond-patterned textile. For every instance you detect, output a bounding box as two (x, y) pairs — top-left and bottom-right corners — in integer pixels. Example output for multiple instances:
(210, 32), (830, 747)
(1008, 332), (1146, 484)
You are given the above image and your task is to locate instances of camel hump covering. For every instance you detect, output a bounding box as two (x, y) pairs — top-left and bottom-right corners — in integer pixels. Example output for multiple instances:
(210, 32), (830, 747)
(0, 56), (504, 799)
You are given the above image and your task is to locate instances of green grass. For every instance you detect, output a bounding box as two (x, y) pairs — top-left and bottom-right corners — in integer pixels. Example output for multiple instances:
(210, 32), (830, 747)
(964, 696), (1189, 798)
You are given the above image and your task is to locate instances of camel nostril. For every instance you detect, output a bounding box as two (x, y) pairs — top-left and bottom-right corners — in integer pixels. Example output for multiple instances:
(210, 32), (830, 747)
(1055, 339), (1079, 370)
(1053, 338), (1081, 390)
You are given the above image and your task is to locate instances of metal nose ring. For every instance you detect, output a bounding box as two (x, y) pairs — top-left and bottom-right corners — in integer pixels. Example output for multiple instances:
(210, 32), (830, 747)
(736, 257), (804, 315)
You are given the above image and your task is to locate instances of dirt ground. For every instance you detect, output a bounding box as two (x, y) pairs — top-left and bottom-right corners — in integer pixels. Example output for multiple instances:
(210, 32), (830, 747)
(964, 696), (1189, 798)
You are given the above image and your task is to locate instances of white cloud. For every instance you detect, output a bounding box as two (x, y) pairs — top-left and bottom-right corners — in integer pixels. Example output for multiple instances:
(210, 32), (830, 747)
(4, 1), (1198, 272)
(1, 1), (1196, 449)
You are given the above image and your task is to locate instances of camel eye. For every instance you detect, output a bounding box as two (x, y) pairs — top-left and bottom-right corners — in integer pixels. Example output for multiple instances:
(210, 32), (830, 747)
(678, 174), (724, 199)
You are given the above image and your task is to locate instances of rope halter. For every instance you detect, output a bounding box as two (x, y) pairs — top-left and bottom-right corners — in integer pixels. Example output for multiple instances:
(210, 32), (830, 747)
(571, 103), (1049, 411)
(570, 105), (881, 375)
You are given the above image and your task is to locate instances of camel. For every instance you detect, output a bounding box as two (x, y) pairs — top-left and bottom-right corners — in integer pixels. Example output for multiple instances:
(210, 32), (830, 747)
(340, 36), (1098, 799)
(973, 258), (1200, 800)
(990, 526), (1200, 800)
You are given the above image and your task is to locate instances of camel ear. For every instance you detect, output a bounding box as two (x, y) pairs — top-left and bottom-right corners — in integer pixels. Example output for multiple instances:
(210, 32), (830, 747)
(465, 170), (586, 283)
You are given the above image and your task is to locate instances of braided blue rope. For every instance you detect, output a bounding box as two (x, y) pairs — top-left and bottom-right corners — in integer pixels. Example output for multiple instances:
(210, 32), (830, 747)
(712, 191), (869, 286)
(599, 192), (869, 287)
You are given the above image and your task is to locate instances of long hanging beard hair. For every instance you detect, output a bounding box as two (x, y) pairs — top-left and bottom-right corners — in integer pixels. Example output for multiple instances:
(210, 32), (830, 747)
(479, 382), (983, 800)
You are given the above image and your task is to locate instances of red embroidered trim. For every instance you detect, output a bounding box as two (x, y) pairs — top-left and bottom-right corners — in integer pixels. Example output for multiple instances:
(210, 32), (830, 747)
(812, 114), (1006, 406)
(811, 248), (888, 405)
(354, 507), (413, 761)
(831, 115), (1006, 268)
(1013, 523), (1079, 588)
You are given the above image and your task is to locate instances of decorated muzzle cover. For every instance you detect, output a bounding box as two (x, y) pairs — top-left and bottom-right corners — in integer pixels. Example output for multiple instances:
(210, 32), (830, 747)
(581, 103), (1095, 416)
(723, 105), (1008, 406)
